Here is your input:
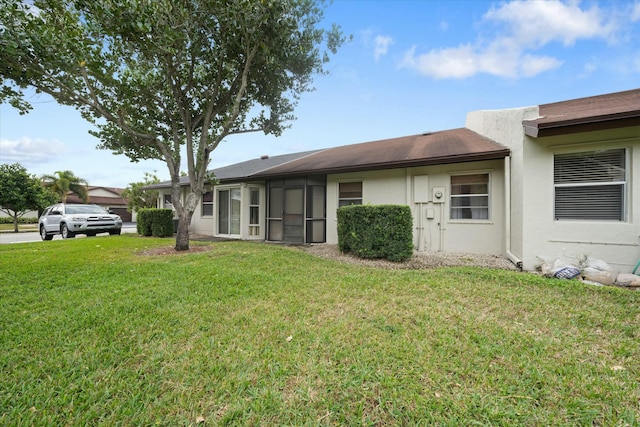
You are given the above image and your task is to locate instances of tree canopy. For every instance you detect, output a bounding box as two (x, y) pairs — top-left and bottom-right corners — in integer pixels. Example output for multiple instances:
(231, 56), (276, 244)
(0, 0), (346, 250)
(121, 172), (161, 212)
(0, 163), (58, 232)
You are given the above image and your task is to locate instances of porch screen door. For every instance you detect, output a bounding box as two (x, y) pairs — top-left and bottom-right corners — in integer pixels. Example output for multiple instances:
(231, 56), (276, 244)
(283, 187), (304, 243)
(267, 176), (326, 243)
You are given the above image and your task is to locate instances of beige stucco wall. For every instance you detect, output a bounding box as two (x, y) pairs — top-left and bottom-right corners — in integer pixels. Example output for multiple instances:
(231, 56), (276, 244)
(89, 188), (121, 198)
(157, 182), (266, 239)
(190, 196), (215, 236)
(326, 159), (506, 256)
(0, 210), (38, 218)
(466, 106), (539, 266)
(467, 107), (640, 272)
(521, 128), (639, 273)
(158, 186), (214, 236)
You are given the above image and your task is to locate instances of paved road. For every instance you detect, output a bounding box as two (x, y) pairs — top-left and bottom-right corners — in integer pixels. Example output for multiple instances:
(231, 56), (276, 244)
(0, 223), (137, 244)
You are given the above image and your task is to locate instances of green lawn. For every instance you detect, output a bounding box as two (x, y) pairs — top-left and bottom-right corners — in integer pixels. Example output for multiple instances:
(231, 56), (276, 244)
(1, 236), (638, 426)
(0, 223), (38, 232)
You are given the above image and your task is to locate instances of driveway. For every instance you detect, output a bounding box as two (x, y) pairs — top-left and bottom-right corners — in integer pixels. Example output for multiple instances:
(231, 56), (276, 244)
(0, 223), (138, 244)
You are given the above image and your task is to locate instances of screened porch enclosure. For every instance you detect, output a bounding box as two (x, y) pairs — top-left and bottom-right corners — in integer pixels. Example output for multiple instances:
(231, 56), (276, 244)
(267, 176), (326, 244)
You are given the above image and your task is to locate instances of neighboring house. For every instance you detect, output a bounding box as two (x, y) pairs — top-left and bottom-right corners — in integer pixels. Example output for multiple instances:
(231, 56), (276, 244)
(1, 186), (131, 221)
(147, 89), (640, 272)
(66, 186), (134, 222)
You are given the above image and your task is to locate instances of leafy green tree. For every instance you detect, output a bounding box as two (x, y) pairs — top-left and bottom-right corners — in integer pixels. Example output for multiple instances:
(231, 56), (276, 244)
(0, 163), (58, 232)
(41, 170), (89, 203)
(121, 172), (161, 212)
(0, 0), (346, 250)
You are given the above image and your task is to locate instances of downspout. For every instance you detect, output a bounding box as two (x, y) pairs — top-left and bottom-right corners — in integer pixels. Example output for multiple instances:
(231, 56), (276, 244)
(504, 156), (523, 270)
(439, 202), (445, 252)
(417, 203), (424, 252)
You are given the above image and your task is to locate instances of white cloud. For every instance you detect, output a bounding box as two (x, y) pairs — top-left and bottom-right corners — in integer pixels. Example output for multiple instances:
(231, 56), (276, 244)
(400, 0), (619, 79)
(579, 61), (598, 77)
(0, 137), (67, 165)
(485, 0), (616, 46)
(401, 45), (477, 79)
(359, 29), (394, 61)
(519, 54), (564, 77)
(631, 2), (640, 22)
(373, 35), (393, 61)
(400, 41), (562, 80)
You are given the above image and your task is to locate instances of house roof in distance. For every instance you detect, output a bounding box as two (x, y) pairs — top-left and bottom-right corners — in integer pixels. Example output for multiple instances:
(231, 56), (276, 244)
(252, 128), (510, 178)
(523, 88), (640, 137)
(66, 186), (127, 206)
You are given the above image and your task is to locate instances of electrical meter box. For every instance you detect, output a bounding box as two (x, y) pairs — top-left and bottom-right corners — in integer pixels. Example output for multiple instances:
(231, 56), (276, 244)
(432, 187), (445, 203)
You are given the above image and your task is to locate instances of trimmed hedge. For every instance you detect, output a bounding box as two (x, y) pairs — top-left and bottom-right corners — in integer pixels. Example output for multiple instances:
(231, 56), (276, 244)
(337, 204), (413, 262)
(137, 209), (174, 237)
(0, 217), (39, 224)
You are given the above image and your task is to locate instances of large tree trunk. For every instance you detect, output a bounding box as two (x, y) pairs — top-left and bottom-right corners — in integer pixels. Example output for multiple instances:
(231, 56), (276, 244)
(12, 214), (19, 233)
(174, 209), (194, 251)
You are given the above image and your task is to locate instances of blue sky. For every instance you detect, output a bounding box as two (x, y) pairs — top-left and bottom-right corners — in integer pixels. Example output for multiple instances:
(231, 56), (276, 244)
(1, 0), (639, 188)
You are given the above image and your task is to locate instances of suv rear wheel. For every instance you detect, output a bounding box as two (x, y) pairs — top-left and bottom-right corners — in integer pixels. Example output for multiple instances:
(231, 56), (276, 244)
(40, 225), (53, 241)
(61, 223), (75, 239)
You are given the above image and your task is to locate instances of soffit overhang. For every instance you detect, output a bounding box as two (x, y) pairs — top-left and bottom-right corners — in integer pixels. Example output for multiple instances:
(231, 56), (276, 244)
(523, 88), (640, 138)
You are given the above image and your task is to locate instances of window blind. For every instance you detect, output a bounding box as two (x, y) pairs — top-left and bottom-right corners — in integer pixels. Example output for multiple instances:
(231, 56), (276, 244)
(554, 149), (626, 221)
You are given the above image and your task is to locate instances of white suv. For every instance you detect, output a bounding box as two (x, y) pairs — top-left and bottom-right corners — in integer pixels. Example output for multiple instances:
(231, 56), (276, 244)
(39, 203), (123, 240)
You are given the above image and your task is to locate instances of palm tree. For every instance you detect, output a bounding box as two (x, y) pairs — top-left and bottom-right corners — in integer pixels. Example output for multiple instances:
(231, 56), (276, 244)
(41, 170), (89, 203)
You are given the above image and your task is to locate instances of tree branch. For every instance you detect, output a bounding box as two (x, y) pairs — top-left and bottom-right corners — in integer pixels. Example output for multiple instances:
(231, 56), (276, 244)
(206, 42), (260, 153)
(76, 66), (158, 143)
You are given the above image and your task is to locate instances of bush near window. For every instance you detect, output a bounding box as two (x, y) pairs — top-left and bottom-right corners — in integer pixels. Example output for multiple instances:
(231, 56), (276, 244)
(136, 209), (174, 237)
(338, 204), (413, 262)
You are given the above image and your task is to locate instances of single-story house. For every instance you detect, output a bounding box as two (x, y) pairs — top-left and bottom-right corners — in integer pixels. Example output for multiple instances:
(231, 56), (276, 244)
(146, 88), (640, 272)
(67, 186), (133, 222)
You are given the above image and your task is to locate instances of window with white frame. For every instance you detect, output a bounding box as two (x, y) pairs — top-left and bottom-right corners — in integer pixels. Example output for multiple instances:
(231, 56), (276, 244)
(163, 194), (173, 209)
(450, 174), (489, 220)
(201, 190), (213, 216)
(338, 182), (362, 207)
(249, 188), (260, 236)
(554, 149), (626, 221)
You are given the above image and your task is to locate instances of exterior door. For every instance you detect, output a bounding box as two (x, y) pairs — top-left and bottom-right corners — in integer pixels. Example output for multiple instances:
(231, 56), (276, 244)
(218, 188), (241, 235)
(283, 187), (304, 243)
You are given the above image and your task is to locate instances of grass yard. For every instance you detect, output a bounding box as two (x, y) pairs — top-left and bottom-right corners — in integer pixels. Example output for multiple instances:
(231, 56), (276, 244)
(0, 224), (38, 232)
(1, 236), (638, 426)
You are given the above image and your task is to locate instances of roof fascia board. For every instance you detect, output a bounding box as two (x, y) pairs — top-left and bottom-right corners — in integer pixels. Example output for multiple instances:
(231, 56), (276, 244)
(524, 115), (640, 138)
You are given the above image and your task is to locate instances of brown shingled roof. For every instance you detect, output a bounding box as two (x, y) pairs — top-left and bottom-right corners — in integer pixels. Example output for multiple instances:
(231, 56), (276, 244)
(66, 186), (127, 206)
(253, 128), (510, 178)
(523, 88), (640, 137)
